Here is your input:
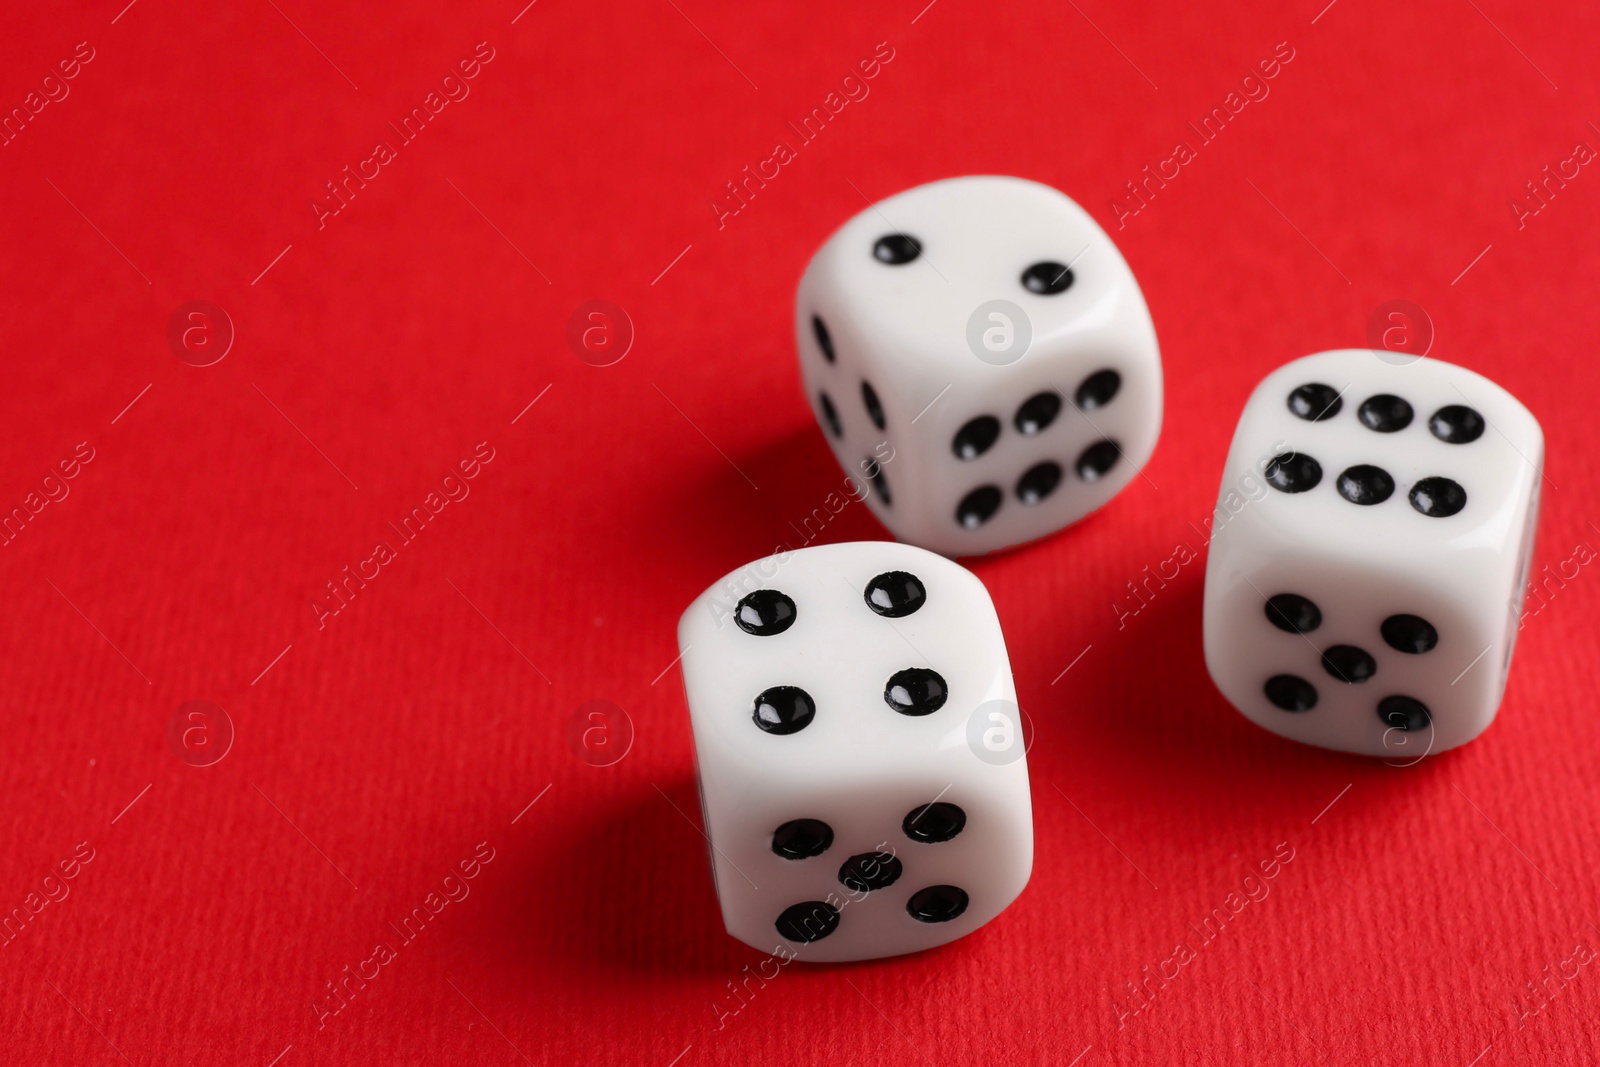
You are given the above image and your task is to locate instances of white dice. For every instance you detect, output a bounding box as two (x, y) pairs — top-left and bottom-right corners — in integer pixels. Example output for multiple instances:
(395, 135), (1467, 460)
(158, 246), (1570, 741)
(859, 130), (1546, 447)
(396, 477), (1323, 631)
(796, 176), (1162, 558)
(1203, 351), (1544, 757)
(677, 541), (1032, 962)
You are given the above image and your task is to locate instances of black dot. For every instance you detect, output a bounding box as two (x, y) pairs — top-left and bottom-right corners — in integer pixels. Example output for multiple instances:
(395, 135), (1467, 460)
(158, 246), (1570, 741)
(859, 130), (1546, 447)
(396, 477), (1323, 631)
(873, 234), (921, 265)
(861, 381), (886, 430)
(952, 416), (1000, 460)
(1014, 392), (1062, 435)
(1264, 674), (1317, 711)
(1381, 614), (1438, 654)
(1020, 261), (1074, 295)
(1264, 451), (1322, 493)
(1265, 593), (1321, 634)
(884, 668), (947, 716)
(1358, 394), (1413, 432)
(1322, 645), (1377, 684)
(735, 590), (796, 636)
(863, 457), (891, 506)
(838, 851), (903, 893)
(956, 485), (1002, 528)
(1337, 464), (1395, 506)
(818, 392), (842, 438)
(1377, 696), (1431, 732)
(906, 885), (969, 923)
(771, 819), (833, 859)
(864, 571), (926, 618)
(1016, 461), (1063, 504)
(1429, 405), (1485, 444)
(775, 901), (839, 942)
(752, 686), (815, 735)
(903, 802), (966, 843)
(1076, 439), (1122, 482)
(1288, 383), (1344, 421)
(1410, 477), (1467, 517)
(812, 315), (835, 363)
(1075, 370), (1121, 411)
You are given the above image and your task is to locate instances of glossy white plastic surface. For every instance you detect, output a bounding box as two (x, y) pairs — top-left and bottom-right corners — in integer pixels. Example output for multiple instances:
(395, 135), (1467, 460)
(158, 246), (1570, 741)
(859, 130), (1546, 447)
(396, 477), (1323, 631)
(795, 176), (1162, 557)
(678, 541), (1032, 961)
(1203, 351), (1543, 757)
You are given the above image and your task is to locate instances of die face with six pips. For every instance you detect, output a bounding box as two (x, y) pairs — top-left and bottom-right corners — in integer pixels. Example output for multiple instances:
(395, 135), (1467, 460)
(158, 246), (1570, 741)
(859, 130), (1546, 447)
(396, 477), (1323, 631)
(795, 176), (1163, 558)
(1203, 351), (1544, 757)
(679, 182), (1545, 967)
(678, 541), (1032, 962)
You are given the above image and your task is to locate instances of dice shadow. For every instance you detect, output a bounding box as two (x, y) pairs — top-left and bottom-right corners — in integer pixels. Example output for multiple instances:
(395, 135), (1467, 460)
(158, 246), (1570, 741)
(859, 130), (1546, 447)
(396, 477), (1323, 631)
(1032, 566), (1472, 814)
(645, 425), (893, 582)
(1017, 570), (1230, 781)
(504, 775), (1008, 987)
(507, 777), (762, 981)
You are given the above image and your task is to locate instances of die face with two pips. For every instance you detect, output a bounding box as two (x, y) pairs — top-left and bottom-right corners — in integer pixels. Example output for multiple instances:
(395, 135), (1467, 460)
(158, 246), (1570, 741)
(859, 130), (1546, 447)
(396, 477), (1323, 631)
(1203, 351), (1544, 757)
(796, 176), (1162, 558)
(678, 541), (1032, 962)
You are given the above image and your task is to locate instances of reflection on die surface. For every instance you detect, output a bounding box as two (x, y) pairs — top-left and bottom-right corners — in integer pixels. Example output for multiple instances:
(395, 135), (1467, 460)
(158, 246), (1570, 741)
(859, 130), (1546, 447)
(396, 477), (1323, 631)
(677, 541), (1032, 962)
(796, 176), (1163, 558)
(1203, 351), (1544, 758)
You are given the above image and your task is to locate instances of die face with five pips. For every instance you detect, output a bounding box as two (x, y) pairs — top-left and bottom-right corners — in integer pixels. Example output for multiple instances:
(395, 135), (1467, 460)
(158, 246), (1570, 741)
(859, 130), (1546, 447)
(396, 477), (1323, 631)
(1203, 351), (1544, 757)
(677, 182), (1544, 970)
(796, 176), (1163, 558)
(678, 541), (1032, 962)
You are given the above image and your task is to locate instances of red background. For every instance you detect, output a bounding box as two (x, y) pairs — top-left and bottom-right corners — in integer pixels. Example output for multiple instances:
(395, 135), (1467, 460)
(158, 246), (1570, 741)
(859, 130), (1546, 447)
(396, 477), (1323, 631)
(2, 0), (1598, 1063)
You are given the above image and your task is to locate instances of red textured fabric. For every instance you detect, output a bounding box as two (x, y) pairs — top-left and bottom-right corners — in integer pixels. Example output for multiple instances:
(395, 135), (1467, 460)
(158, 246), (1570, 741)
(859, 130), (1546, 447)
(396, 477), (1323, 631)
(2, 1), (1597, 1064)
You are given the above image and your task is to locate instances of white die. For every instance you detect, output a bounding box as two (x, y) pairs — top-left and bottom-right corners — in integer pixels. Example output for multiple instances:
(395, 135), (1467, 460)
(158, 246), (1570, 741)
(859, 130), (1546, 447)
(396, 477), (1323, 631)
(1202, 351), (1544, 757)
(795, 176), (1162, 558)
(677, 541), (1032, 962)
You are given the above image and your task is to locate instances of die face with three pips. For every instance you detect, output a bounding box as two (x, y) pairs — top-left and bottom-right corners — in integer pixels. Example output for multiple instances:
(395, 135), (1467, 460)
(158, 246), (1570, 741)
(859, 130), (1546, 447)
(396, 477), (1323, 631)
(678, 541), (1032, 962)
(1203, 351), (1544, 758)
(796, 176), (1163, 558)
